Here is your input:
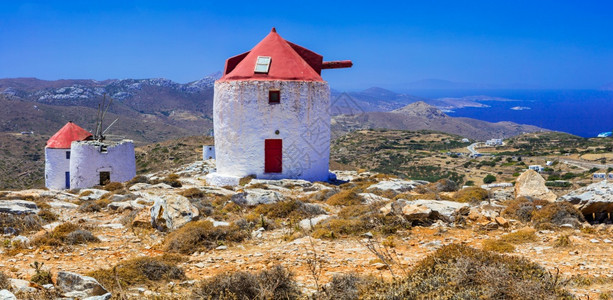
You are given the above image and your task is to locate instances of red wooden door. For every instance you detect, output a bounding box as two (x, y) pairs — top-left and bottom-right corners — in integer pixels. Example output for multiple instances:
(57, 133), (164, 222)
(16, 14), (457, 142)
(265, 139), (282, 173)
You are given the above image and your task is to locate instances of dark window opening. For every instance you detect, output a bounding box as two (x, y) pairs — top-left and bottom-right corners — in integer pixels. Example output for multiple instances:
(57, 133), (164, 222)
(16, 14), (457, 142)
(269, 90), (280, 104)
(66, 151), (71, 159)
(100, 145), (108, 153)
(99, 171), (110, 185)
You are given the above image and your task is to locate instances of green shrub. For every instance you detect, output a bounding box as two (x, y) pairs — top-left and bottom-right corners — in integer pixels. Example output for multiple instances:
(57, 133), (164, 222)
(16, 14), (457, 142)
(483, 174), (497, 184)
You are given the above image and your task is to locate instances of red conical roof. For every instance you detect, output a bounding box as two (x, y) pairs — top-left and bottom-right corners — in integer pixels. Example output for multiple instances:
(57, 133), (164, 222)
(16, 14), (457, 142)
(220, 28), (324, 82)
(46, 122), (93, 149)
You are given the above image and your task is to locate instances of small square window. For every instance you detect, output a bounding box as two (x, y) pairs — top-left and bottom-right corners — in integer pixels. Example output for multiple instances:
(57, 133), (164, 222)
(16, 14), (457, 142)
(254, 56), (271, 73)
(269, 90), (280, 104)
(66, 151), (71, 159)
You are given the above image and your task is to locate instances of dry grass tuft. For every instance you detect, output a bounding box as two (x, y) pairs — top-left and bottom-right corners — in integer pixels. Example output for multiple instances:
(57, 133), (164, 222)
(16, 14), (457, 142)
(0, 271), (9, 290)
(179, 187), (205, 199)
(453, 187), (489, 203)
(78, 198), (111, 213)
(326, 189), (362, 206)
(482, 239), (516, 253)
(102, 182), (124, 191)
(89, 255), (186, 293)
(554, 235), (573, 248)
(499, 228), (538, 244)
(191, 265), (300, 300)
(360, 244), (574, 299)
(163, 220), (248, 254)
(0, 213), (42, 234)
(32, 222), (99, 246)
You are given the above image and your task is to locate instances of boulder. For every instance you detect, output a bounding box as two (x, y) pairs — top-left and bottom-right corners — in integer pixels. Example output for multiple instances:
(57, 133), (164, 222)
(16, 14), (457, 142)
(402, 204), (432, 221)
(129, 183), (151, 191)
(358, 193), (390, 204)
(47, 200), (79, 209)
(490, 188), (514, 202)
(0, 290), (16, 300)
(514, 170), (557, 202)
(299, 215), (331, 231)
(247, 179), (312, 189)
(402, 199), (469, 223)
(366, 180), (420, 193)
(56, 271), (108, 299)
(108, 200), (145, 212)
(9, 278), (35, 293)
(231, 189), (284, 206)
(380, 199), (410, 216)
(150, 195), (200, 231)
(79, 189), (110, 201)
(559, 181), (613, 217)
(0, 200), (39, 215)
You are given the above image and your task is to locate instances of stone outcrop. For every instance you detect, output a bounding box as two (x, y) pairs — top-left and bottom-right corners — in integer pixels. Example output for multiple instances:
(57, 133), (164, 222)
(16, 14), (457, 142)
(514, 170), (557, 202)
(150, 195), (199, 231)
(366, 179), (421, 193)
(0, 200), (39, 215)
(56, 271), (109, 299)
(381, 199), (469, 223)
(231, 189), (284, 206)
(559, 181), (613, 218)
(299, 215), (331, 231)
(0, 289), (16, 300)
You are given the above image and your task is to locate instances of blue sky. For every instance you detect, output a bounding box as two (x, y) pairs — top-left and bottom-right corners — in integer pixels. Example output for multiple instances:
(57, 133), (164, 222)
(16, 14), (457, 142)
(1, 1), (612, 90)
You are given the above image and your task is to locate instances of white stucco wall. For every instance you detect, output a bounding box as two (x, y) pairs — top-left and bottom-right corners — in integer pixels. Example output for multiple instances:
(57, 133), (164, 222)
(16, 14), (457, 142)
(45, 147), (71, 190)
(203, 145), (215, 160)
(69, 140), (136, 189)
(213, 80), (330, 182)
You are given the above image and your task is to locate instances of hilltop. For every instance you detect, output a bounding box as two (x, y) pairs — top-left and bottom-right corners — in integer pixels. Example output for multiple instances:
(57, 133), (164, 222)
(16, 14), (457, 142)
(332, 101), (544, 140)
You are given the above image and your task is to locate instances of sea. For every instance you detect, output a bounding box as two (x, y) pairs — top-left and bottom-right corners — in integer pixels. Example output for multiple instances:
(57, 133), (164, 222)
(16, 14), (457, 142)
(408, 89), (613, 138)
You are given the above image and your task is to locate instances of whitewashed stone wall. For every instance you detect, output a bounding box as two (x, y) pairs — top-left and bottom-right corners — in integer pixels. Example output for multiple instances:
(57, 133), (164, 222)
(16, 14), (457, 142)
(69, 140), (136, 189)
(212, 80), (330, 182)
(45, 148), (71, 189)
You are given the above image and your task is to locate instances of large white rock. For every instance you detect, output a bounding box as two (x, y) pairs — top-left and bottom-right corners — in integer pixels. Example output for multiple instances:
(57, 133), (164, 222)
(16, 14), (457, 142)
(514, 169), (557, 202)
(358, 193), (390, 204)
(150, 194), (199, 231)
(56, 271), (108, 299)
(231, 188), (284, 206)
(0, 289), (16, 300)
(79, 189), (110, 201)
(384, 199), (468, 223)
(0, 200), (39, 215)
(559, 181), (613, 215)
(367, 180), (421, 193)
(299, 214), (331, 231)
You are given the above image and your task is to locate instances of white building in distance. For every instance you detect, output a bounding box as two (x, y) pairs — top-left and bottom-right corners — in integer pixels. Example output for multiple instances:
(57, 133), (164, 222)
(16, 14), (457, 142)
(45, 122), (93, 189)
(485, 138), (503, 146)
(45, 122), (136, 189)
(206, 28), (352, 186)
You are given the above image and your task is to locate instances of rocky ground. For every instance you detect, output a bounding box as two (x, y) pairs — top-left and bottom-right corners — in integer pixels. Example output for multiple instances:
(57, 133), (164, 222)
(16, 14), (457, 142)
(1, 161), (613, 299)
